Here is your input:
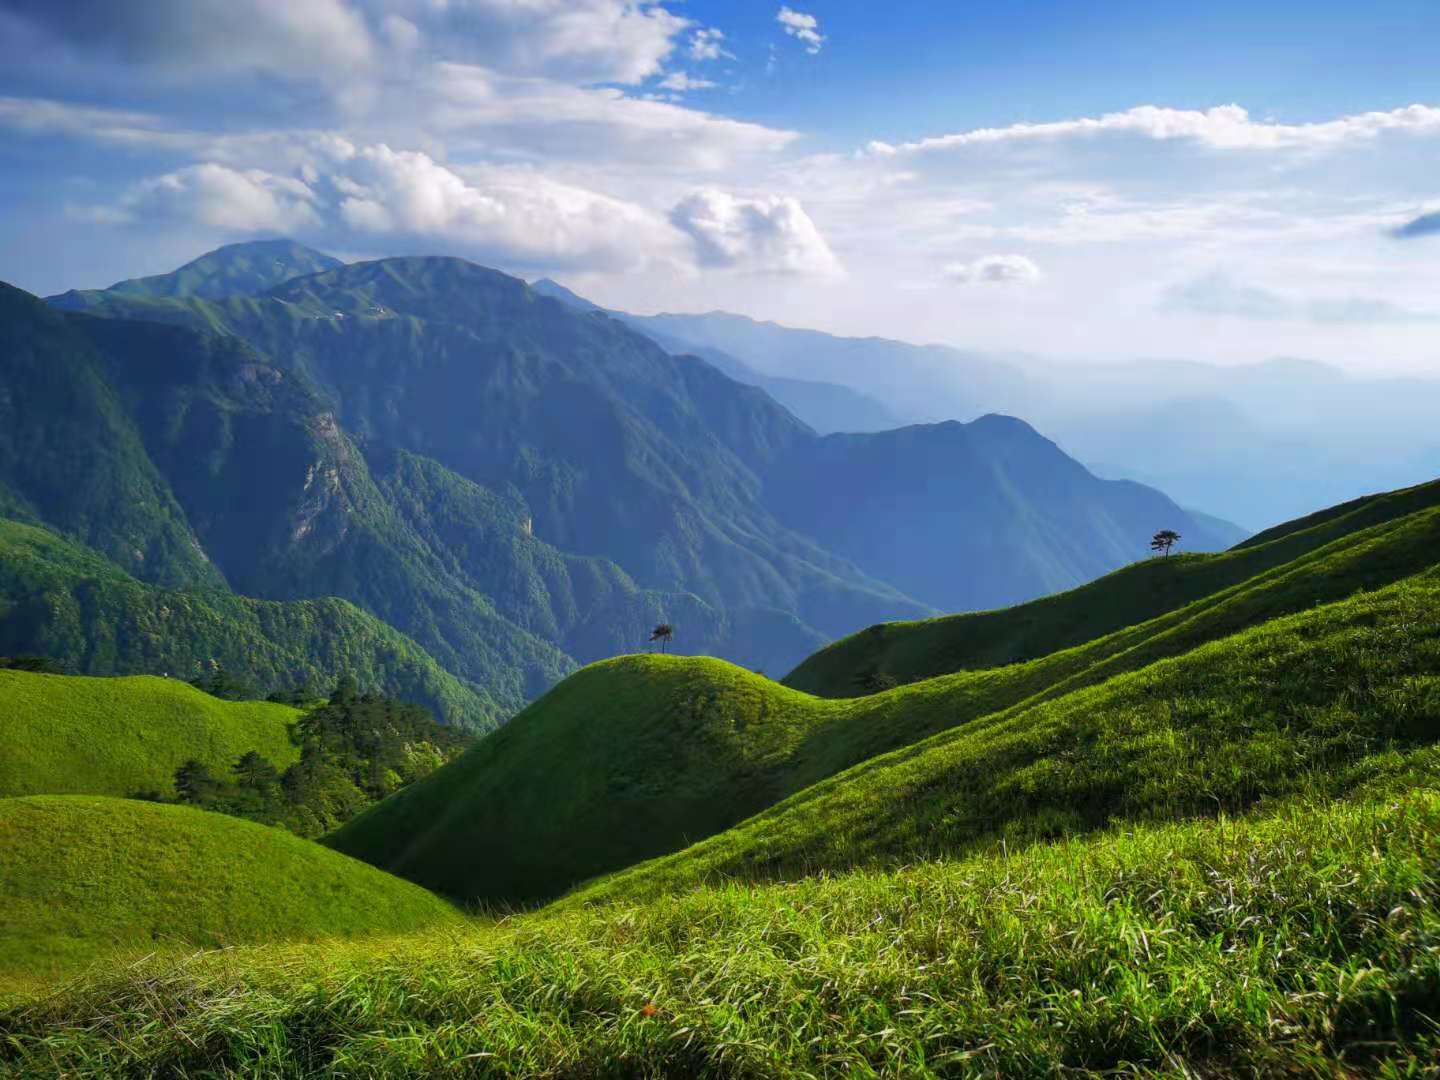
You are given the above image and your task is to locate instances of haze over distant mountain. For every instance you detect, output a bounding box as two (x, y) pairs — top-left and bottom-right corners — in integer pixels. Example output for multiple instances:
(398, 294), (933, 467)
(572, 294), (1440, 531)
(531, 278), (904, 435)
(2, 239), (1248, 722)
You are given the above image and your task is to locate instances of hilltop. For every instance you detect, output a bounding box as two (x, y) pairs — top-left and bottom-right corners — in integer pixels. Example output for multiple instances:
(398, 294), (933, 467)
(0, 796), (459, 991)
(786, 475), (1440, 696)
(330, 484), (1440, 904)
(0, 669), (299, 798)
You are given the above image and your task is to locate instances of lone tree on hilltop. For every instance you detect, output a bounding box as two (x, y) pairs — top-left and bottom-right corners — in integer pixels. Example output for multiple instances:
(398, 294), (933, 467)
(1150, 529), (1181, 558)
(649, 623), (674, 653)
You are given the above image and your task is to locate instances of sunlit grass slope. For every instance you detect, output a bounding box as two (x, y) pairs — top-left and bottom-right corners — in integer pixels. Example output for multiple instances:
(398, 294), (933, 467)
(784, 475), (1440, 696)
(0, 795), (460, 992)
(6, 781), (1437, 1075)
(574, 570), (1440, 905)
(0, 669), (300, 798)
(331, 500), (1440, 906)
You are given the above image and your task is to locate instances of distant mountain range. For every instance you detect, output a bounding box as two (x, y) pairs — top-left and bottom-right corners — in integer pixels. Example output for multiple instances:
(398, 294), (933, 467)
(1, 240), (1240, 724)
(533, 278), (1440, 531)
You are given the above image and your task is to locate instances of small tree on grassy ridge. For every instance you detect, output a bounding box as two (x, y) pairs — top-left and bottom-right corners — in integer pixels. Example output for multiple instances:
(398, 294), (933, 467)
(1150, 529), (1181, 558)
(649, 624), (674, 653)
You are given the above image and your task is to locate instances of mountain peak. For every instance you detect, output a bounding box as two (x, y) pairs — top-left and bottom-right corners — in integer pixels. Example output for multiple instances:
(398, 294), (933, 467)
(50, 239), (343, 307)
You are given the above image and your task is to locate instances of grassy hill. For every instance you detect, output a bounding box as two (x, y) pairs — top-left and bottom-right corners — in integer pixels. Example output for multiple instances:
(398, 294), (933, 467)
(328, 495), (1440, 904)
(0, 796), (460, 991)
(573, 568), (1440, 904)
(0, 516), (497, 729)
(6, 761), (1435, 1072)
(785, 475), (1440, 696)
(5, 487), (1440, 1074)
(0, 670), (300, 798)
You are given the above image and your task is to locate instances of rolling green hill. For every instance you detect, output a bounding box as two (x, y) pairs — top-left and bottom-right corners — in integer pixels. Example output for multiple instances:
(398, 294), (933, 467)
(8, 660), (1438, 1073)
(5, 486), (1440, 1074)
(573, 568), (1440, 905)
(0, 796), (459, 990)
(329, 491), (1440, 904)
(0, 670), (299, 798)
(0, 516), (495, 729)
(785, 475), (1440, 696)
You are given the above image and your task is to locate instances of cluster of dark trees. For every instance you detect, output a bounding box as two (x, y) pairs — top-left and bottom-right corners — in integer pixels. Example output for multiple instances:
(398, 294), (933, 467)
(0, 654), (67, 674)
(164, 676), (474, 837)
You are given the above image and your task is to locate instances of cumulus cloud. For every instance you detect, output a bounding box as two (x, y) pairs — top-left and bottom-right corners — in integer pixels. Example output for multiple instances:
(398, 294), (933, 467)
(776, 7), (824, 54)
(1167, 271), (1440, 324)
(1392, 210), (1440, 239)
(943, 254), (1041, 284)
(88, 145), (684, 272)
(866, 104), (1440, 156)
(81, 163), (322, 231)
(670, 189), (841, 275)
(335, 144), (681, 269)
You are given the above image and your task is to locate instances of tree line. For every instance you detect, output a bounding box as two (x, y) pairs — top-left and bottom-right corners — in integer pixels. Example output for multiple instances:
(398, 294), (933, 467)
(155, 675), (473, 837)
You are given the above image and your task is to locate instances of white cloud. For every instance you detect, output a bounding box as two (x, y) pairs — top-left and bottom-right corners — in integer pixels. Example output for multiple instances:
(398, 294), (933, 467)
(656, 72), (717, 94)
(396, 0), (690, 84)
(670, 189), (841, 275)
(82, 163), (322, 231)
(867, 104), (1440, 156)
(688, 28), (731, 62)
(943, 254), (1041, 284)
(86, 144), (684, 272)
(335, 144), (681, 269)
(776, 7), (824, 54)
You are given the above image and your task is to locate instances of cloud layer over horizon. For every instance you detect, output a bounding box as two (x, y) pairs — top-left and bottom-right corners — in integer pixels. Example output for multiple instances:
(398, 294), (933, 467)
(1, 0), (1437, 370)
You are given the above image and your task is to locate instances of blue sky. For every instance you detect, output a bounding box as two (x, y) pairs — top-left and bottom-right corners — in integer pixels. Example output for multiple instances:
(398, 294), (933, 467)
(1, 0), (1438, 369)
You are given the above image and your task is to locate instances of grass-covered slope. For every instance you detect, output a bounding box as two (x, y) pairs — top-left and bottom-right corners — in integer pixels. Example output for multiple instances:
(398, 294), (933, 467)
(0, 796), (460, 990)
(7, 781), (1437, 1074)
(785, 474), (1440, 696)
(0, 670), (300, 798)
(574, 569), (1440, 905)
(0, 517), (495, 729)
(329, 497), (1440, 904)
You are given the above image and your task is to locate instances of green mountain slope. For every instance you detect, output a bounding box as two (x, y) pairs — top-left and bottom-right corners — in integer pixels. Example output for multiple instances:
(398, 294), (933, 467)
(0, 670), (300, 798)
(574, 567), (1440, 905)
(329, 486), (1440, 904)
(767, 415), (1245, 614)
(532, 276), (906, 434)
(49, 239), (342, 304)
(0, 283), (220, 588)
(786, 474), (1440, 696)
(0, 796), (458, 988)
(0, 517), (494, 728)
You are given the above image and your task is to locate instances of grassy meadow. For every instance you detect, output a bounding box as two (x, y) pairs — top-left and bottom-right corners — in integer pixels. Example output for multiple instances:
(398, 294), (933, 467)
(0, 669), (300, 798)
(3, 482), (1440, 1076)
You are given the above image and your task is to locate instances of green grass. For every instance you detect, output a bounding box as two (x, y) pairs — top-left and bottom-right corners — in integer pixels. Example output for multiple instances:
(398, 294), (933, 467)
(0, 669), (300, 798)
(571, 569), (1440, 905)
(784, 476), (1440, 696)
(5, 487), (1440, 1075)
(0, 796), (461, 993)
(329, 501), (1440, 906)
(5, 781), (1437, 1075)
